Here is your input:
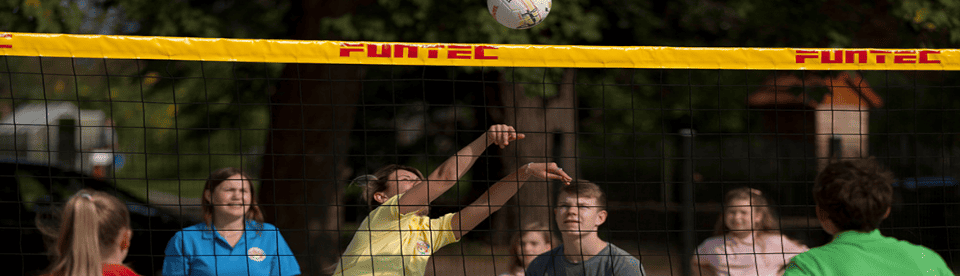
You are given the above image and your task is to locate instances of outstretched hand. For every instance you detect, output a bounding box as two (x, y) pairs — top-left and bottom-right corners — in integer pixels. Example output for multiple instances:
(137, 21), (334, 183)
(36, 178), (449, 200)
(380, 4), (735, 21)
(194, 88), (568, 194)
(522, 162), (573, 185)
(486, 124), (525, 149)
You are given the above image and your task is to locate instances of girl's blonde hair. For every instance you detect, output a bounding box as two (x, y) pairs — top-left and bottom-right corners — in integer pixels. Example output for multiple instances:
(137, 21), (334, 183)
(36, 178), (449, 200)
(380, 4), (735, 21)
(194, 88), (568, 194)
(713, 187), (781, 236)
(353, 164), (424, 210)
(507, 222), (559, 272)
(40, 189), (131, 276)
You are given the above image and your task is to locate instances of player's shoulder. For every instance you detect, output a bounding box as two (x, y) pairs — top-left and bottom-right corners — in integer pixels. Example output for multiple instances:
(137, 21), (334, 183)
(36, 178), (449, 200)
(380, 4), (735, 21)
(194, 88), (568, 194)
(177, 223), (209, 237)
(607, 243), (637, 258)
(892, 241), (951, 266)
(384, 193), (403, 206)
(797, 243), (842, 258)
(782, 250), (825, 276)
(257, 221), (278, 230)
(606, 243), (641, 266)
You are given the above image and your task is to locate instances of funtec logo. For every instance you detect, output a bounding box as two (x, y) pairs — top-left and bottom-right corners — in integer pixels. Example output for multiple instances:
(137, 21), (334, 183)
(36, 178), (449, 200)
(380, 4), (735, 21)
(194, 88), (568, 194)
(795, 50), (940, 64)
(339, 43), (498, 60)
(0, 34), (11, 49)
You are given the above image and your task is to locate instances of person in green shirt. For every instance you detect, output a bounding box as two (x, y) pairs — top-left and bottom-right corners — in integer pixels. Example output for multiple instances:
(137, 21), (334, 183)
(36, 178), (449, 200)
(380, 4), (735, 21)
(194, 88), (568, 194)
(783, 159), (954, 276)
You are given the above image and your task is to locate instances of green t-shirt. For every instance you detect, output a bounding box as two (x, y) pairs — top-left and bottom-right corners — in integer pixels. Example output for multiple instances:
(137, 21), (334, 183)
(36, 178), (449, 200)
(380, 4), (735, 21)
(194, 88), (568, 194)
(783, 229), (954, 276)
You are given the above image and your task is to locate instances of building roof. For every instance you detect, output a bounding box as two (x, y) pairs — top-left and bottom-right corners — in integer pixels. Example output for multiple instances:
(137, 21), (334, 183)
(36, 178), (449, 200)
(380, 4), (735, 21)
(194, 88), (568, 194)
(748, 72), (883, 109)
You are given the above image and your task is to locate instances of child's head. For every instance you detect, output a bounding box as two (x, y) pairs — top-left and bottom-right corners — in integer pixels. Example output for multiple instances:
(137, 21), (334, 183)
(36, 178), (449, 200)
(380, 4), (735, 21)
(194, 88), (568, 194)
(554, 180), (608, 234)
(715, 187), (780, 236)
(814, 159), (894, 234)
(42, 189), (132, 276)
(508, 222), (558, 270)
(201, 167), (264, 228)
(357, 164), (425, 209)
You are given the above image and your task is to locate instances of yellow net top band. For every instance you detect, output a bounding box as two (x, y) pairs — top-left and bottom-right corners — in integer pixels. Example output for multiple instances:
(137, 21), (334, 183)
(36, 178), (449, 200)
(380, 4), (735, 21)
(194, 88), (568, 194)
(1, 32), (956, 70)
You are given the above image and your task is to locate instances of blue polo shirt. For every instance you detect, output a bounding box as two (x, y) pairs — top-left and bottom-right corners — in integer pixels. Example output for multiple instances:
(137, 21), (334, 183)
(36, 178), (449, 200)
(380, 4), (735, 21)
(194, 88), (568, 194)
(162, 221), (301, 276)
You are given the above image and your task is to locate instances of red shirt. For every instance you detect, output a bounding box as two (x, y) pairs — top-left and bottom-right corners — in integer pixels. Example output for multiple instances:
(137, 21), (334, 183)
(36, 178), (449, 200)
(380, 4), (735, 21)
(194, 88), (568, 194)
(103, 264), (140, 276)
(41, 264), (140, 276)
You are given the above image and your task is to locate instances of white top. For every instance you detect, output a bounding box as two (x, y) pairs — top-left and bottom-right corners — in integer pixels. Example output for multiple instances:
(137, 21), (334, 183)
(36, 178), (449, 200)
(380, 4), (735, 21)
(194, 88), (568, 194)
(695, 233), (808, 276)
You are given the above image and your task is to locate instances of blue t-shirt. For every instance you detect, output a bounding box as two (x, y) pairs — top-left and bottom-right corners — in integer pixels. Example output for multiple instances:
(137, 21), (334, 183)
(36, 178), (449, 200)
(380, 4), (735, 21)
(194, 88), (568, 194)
(162, 222), (301, 276)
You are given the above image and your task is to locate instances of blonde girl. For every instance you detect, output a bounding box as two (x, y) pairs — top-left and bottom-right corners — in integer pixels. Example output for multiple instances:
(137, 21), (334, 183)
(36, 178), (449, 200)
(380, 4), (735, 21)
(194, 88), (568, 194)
(500, 222), (559, 276)
(40, 189), (139, 276)
(334, 124), (572, 276)
(693, 187), (808, 276)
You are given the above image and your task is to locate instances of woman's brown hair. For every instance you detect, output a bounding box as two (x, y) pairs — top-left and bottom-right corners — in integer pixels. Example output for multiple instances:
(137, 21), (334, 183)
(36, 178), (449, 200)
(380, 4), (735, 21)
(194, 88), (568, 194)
(40, 189), (132, 276)
(202, 167), (264, 233)
(354, 164), (425, 210)
(713, 187), (782, 236)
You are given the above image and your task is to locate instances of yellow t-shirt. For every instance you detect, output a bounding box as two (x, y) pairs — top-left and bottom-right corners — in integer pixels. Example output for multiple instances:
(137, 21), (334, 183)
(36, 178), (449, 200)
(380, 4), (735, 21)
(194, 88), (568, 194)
(334, 194), (460, 276)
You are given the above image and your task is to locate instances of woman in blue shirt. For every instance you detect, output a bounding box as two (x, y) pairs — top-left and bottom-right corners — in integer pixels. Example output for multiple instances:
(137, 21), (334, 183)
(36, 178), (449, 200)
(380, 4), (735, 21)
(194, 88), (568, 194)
(163, 167), (301, 276)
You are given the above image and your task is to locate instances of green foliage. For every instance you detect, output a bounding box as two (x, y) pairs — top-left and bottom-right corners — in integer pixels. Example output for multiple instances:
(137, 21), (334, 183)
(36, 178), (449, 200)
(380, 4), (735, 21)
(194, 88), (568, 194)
(891, 0), (960, 46)
(0, 56), (278, 198)
(1, 0), (289, 199)
(0, 0), (82, 33)
(4, 0), (960, 201)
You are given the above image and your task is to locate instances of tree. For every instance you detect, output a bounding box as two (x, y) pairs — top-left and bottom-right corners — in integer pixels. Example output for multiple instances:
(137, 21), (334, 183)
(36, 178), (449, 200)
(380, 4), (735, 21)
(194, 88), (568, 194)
(257, 1), (373, 275)
(6, 0), (960, 274)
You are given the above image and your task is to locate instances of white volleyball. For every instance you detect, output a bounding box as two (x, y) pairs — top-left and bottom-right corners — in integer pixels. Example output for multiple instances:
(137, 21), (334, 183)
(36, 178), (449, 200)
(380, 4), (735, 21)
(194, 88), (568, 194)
(487, 0), (552, 29)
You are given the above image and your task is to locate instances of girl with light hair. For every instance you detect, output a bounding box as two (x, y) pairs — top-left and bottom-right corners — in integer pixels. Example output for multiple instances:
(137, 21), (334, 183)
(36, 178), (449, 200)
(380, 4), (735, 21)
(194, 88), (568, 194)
(40, 189), (139, 276)
(693, 187), (809, 276)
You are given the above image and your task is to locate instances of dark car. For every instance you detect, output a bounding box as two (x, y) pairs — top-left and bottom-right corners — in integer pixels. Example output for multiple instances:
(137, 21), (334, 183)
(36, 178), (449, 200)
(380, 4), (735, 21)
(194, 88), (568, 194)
(0, 162), (200, 276)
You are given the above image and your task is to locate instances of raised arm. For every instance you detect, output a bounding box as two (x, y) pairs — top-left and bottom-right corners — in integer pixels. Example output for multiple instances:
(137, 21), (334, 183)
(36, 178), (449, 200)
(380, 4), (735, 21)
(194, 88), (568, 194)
(450, 162), (572, 239)
(398, 124), (524, 214)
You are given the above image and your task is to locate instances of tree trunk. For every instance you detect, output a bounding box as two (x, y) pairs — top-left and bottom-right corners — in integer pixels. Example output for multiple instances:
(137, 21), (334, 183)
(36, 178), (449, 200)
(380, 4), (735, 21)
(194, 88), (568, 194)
(259, 1), (368, 275)
(260, 63), (360, 276)
(488, 69), (578, 244)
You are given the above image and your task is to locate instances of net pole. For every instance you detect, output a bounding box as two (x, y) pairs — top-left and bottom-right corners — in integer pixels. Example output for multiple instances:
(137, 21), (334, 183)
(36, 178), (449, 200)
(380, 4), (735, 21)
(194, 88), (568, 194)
(680, 128), (696, 276)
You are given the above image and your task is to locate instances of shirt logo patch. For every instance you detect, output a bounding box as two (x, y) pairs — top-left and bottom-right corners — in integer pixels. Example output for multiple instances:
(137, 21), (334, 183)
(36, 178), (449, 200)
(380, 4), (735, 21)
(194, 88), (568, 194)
(248, 247), (266, 262)
(415, 241), (430, 255)
(785, 261), (801, 271)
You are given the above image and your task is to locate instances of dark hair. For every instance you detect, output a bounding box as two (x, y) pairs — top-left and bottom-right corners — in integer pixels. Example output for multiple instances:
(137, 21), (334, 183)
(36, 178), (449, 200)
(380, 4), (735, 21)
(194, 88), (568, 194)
(202, 167), (264, 233)
(507, 222), (559, 272)
(356, 164), (425, 210)
(556, 180), (607, 210)
(713, 187), (781, 236)
(814, 158), (895, 232)
(40, 189), (132, 276)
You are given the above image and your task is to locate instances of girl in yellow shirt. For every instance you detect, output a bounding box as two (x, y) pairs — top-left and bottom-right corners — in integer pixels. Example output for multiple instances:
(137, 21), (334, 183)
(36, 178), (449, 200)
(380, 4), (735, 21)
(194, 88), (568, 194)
(334, 124), (572, 276)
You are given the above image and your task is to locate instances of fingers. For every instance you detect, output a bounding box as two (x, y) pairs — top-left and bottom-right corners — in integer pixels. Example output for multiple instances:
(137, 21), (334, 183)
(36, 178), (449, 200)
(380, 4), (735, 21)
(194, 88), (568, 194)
(497, 125), (509, 149)
(542, 172), (572, 184)
(526, 162), (572, 184)
(547, 163), (573, 184)
(489, 124), (523, 149)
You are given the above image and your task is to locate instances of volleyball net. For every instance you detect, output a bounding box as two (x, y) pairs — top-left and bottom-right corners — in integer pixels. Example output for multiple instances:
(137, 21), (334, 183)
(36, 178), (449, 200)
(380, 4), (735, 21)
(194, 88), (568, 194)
(2, 32), (958, 276)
